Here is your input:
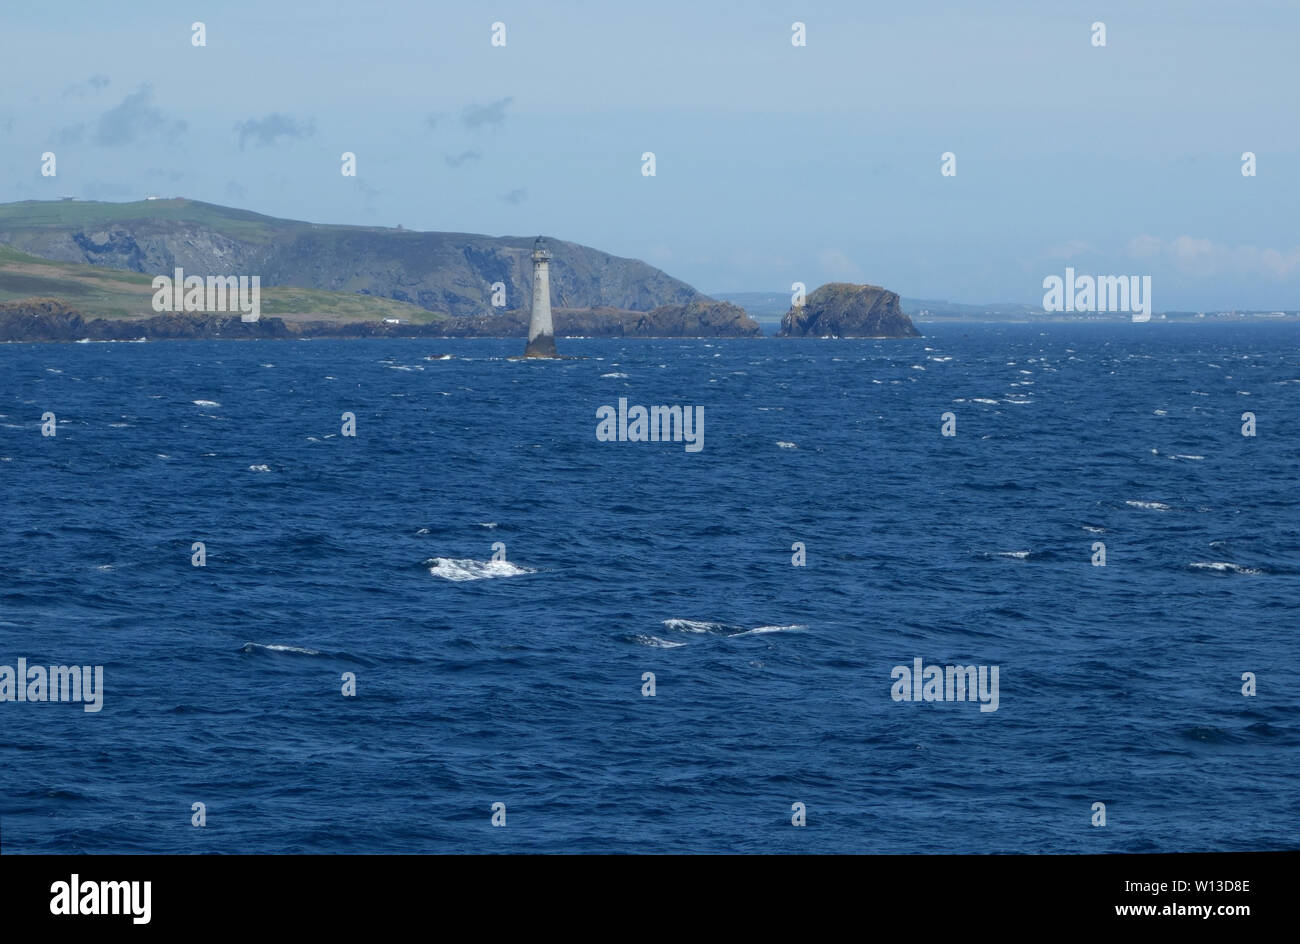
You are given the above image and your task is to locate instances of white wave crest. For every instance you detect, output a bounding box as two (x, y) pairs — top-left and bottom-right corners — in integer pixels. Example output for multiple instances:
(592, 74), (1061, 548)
(427, 557), (535, 581)
(731, 624), (809, 636)
(664, 619), (806, 637)
(240, 642), (323, 655)
(1189, 562), (1262, 575)
(663, 618), (735, 633)
(633, 634), (687, 648)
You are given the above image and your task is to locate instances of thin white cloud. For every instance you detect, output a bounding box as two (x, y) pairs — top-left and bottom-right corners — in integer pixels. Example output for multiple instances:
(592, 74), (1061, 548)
(1127, 234), (1300, 279)
(817, 248), (865, 282)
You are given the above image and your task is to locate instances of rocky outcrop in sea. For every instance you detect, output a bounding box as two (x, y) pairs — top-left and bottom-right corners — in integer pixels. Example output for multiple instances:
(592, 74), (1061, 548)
(777, 282), (920, 338)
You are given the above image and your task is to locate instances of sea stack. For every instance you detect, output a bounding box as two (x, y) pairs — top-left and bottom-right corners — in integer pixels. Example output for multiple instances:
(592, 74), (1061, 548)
(524, 236), (557, 357)
(777, 282), (921, 338)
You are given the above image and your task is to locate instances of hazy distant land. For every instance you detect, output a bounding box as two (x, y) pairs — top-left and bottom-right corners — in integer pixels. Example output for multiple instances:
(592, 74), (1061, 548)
(714, 291), (1300, 326)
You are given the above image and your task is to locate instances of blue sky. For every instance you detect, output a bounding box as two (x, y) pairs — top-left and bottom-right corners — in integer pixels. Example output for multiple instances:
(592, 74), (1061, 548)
(2, 0), (1297, 308)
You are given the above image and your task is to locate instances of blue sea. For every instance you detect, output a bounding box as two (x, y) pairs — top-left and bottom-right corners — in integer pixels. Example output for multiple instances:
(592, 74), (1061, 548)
(2, 323), (1298, 853)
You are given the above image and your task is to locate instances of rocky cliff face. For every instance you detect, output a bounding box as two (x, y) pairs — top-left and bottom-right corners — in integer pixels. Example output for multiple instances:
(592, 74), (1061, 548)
(0, 200), (705, 319)
(555, 300), (760, 337)
(0, 297), (760, 342)
(777, 282), (920, 338)
(0, 299), (293, 341)
(0, 298), (89, 341)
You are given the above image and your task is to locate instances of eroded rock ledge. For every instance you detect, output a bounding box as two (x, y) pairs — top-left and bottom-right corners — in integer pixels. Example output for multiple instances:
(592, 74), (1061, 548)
(0, 298), (762, 342)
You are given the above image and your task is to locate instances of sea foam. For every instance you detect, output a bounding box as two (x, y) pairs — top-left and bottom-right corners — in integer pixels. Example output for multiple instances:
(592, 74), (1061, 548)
(427, 557), (536, 581)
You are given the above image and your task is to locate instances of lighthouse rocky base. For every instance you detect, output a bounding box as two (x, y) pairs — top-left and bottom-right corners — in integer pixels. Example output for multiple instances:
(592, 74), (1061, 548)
(523, 332), (557, 358)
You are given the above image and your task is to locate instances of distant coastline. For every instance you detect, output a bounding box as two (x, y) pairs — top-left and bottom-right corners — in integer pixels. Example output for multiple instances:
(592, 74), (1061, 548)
(0, 199), (924, 343)
(6, 198), (1288, 344)
(0, 298), (765, 344)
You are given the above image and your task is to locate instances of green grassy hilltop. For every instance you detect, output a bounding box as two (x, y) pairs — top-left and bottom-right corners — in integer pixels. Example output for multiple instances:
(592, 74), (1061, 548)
(0, 198), (704, 319)
(0, 244), (439, 322)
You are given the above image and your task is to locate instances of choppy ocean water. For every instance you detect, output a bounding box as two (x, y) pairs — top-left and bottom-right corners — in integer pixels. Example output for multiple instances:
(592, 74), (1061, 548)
(1, 323), (1298, 853)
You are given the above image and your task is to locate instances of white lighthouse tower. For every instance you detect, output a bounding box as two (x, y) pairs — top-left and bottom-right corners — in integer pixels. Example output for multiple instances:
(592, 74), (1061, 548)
(524, 236), (557, 357)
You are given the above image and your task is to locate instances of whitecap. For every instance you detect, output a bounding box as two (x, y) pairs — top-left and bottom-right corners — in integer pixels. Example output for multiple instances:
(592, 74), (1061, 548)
(192, 400), (220, 407)
(248, 464), (271, 472)
(776, 441), (797, 449)
(662, 619), (738, 634)
(240, 642), (323, 655)
(633, 635), (687, 648)
(601, 372), (629, 379)
(1126, 500), (1171, 511)
(427, 557), (535, 581)
(731, 624), (809, 636)
(1189, 562), (1262, 576)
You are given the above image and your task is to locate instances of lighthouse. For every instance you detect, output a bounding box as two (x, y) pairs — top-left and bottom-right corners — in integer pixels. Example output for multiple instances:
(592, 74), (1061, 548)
(524, 236), (557, 357)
